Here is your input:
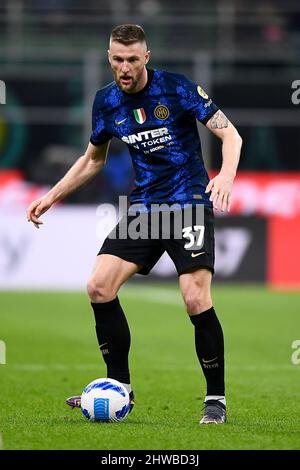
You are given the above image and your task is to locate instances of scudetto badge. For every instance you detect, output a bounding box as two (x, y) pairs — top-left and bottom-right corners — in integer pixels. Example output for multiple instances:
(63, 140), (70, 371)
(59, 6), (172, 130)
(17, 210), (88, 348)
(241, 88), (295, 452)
(154, 104), (170, 120)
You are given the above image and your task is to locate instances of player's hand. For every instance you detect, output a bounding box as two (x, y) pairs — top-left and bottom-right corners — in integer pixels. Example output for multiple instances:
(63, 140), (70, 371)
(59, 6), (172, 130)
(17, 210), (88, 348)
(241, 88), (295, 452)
(26, 196), (53, 229)
(205, 172), (234, 212)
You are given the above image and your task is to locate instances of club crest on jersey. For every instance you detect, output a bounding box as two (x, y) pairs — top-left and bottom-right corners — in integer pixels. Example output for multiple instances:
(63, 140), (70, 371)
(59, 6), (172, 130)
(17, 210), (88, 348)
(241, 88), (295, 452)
(154, 104), (170, 120)
(133, 108), (146, 124)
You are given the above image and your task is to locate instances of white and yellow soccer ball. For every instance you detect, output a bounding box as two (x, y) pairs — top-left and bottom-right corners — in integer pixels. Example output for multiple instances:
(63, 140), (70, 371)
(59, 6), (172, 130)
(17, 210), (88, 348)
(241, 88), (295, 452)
(81, 378), (130, 422)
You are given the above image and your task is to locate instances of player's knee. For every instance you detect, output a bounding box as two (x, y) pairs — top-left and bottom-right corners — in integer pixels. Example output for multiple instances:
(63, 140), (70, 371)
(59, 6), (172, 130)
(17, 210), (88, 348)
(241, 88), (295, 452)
(183, 291), (212, 315)
(87, 277), (117, 303)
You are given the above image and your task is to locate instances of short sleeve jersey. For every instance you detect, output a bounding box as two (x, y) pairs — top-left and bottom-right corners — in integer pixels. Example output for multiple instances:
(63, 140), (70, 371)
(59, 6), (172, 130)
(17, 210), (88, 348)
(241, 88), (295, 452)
(90, 69), (218, 210)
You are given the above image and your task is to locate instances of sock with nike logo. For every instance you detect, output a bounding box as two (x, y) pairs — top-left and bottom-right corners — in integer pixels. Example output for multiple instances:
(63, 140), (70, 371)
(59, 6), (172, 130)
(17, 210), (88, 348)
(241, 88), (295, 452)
(91, 298), (131, 384)
(189, 307), (225, 396)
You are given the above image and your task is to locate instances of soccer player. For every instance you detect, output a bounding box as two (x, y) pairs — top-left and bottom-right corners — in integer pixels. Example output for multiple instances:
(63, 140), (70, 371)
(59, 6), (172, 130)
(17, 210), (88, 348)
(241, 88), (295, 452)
(27, 24), (242, 424)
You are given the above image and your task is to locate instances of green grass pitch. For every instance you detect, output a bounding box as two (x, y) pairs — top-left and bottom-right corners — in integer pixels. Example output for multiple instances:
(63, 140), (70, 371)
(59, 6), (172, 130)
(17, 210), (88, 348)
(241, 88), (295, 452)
(0, 284), (300, 450)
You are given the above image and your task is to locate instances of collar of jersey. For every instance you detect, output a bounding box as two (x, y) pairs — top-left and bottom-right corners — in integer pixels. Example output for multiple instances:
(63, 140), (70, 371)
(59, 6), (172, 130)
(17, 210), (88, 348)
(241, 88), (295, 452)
(121, 68), (155, 98)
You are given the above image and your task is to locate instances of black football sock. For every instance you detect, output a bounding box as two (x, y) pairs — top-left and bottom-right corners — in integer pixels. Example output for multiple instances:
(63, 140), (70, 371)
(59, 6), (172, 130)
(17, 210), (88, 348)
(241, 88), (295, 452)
(91, 297), (131, 384)
(190, 307), (225, 396)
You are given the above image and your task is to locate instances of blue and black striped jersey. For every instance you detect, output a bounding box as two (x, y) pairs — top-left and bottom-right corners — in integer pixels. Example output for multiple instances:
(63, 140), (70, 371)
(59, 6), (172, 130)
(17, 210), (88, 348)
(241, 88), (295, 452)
(90, 69), (218, 209)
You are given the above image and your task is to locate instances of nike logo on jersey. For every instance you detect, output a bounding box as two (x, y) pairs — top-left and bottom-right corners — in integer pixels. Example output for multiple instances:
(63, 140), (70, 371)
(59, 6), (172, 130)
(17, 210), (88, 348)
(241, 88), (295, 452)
(191, 251), (205, 258)
(115, 117), (128, 126)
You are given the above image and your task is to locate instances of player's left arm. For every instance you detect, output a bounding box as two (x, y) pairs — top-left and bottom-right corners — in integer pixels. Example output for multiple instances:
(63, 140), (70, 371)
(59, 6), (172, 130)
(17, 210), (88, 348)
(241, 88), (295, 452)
(205, 110), (242, 212)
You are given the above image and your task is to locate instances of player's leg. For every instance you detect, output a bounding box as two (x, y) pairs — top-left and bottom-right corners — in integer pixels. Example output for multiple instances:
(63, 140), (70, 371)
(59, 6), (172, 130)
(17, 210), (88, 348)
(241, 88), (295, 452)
(66, 209), (164, 411)
(87, 254), (140, 395)
(66, 254), (140, 410)
(164, 206), (226, 423)
(179, 268), (226, 424)
(88, 253), (140, 302)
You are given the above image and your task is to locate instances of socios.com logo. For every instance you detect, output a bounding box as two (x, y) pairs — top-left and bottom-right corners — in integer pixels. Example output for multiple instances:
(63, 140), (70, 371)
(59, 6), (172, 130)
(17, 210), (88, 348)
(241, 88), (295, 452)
(0, 80), (6, 104)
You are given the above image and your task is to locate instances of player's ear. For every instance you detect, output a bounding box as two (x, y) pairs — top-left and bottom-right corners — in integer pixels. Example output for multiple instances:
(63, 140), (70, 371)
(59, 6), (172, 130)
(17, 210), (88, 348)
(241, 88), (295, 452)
(107, 50), (111, 64)
(145, 50), (151, 65)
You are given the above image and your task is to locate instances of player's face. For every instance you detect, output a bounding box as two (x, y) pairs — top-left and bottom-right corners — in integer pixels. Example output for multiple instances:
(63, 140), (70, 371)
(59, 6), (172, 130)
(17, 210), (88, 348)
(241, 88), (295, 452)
(108, 41), (150, 93)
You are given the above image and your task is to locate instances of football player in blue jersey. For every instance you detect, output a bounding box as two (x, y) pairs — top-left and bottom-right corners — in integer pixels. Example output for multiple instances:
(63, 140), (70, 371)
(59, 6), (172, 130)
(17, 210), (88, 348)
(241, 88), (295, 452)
(27, 24), (242, 424)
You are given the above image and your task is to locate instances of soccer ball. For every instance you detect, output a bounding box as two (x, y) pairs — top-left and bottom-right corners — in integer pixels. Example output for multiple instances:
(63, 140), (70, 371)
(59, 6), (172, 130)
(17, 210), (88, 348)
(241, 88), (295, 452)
(80, 378), (130, 422)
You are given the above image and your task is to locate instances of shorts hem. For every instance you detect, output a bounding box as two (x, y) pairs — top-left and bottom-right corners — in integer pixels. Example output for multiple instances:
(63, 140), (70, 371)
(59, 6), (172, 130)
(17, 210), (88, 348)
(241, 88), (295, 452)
(177, 264), (214, 276)
(97, 250), (150, 275)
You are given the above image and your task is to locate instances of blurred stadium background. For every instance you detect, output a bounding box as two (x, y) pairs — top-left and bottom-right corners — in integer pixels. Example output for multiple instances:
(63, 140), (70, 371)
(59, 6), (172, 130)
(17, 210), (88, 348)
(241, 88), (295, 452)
(1, 0), (300, 451)
(0, 0), (299, 289)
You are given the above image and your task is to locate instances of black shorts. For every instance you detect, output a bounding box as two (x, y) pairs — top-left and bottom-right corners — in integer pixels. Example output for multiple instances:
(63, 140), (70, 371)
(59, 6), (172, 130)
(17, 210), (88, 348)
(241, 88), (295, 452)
(98, 206), (215, 276)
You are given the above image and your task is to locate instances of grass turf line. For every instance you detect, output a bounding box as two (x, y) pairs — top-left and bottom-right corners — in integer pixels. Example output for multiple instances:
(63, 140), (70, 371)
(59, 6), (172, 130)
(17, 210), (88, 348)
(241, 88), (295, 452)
(0, 285), (300, 449)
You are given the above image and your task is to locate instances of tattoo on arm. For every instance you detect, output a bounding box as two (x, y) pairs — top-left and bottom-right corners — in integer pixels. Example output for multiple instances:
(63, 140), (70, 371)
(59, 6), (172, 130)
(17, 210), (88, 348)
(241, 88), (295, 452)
(210, 111), (229, 129)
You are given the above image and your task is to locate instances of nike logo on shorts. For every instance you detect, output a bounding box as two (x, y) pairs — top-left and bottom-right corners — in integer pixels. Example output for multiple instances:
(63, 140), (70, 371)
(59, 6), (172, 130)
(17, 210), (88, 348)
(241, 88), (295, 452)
(191, 251), (205, 258)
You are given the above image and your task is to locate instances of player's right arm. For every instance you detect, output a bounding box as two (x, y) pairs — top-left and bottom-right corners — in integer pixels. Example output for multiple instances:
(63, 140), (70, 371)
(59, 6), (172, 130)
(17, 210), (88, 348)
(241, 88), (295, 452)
(26, 140), (110, 228)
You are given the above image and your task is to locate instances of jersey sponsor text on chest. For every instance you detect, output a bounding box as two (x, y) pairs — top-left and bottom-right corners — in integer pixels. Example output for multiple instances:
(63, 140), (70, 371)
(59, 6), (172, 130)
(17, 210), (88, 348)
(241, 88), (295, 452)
(121, 127), (172, 147)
